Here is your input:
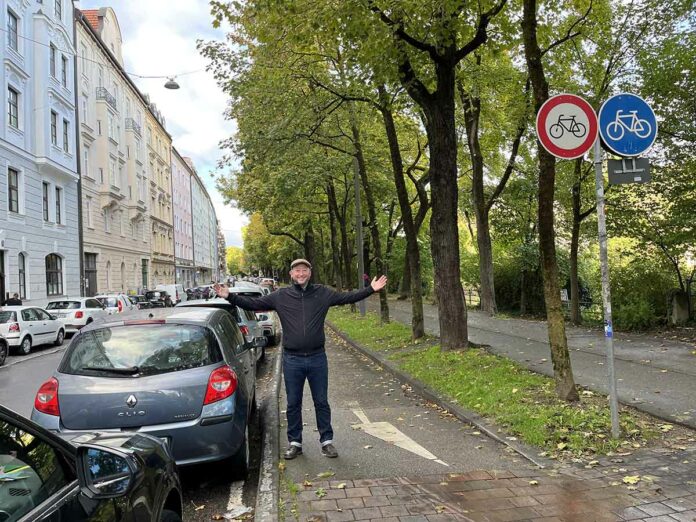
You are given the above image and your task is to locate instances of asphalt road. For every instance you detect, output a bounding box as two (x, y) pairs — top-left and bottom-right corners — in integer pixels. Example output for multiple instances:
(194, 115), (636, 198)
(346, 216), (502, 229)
(0, 336), (280, 522)
(279, 330), (536, 485)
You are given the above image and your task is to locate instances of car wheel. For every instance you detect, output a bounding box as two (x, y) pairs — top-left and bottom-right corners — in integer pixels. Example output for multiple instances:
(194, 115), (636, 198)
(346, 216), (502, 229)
(54, 330), (65, 346)
(20, 336), (32, 356)
(160, 510), (182, 522)
(229, 424), (250, 480)
(0, 341), (7, 366)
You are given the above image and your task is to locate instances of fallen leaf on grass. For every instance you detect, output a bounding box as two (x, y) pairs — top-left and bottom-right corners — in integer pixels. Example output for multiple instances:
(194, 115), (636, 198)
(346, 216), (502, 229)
(557, 442), (568, 450)
(659, 424), (674, 432)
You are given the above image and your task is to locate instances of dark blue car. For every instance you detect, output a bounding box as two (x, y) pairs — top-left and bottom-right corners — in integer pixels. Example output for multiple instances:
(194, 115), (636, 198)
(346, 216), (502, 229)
(0, 404), (182, 521)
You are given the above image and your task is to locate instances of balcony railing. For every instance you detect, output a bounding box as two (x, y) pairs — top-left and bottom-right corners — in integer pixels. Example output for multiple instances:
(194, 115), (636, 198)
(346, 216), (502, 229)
(125, 118), (141, 135)
(96, 87), (117, 111)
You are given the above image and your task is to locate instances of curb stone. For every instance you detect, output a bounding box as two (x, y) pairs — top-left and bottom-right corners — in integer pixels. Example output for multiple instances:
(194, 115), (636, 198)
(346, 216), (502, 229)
(326, 321), (552, 470)
(255, 345), (283, 521)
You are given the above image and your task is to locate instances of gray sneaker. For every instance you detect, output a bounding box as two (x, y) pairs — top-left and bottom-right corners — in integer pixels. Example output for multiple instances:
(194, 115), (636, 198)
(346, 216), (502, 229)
(321, 443), (338, 458)
(284, 446), (303, 460)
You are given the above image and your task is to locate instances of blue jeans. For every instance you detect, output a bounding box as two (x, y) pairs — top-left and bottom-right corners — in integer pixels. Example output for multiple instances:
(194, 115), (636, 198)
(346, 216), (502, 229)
(283, 351), (333, 446)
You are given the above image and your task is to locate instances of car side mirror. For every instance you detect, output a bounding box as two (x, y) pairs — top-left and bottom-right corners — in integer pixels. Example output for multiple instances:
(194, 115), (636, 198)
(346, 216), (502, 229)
(76, 445), (140, 500)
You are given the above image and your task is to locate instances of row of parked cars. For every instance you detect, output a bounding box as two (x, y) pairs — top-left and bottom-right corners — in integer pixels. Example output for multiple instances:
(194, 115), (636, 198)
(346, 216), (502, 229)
(0, 281), (280, 521)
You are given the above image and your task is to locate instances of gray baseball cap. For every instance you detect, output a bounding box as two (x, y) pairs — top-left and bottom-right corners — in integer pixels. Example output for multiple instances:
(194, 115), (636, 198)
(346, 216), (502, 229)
(290, 258), (312, 270)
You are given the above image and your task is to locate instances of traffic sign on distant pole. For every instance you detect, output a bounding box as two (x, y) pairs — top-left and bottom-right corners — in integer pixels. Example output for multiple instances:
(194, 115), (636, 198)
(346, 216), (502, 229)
(536, 94), (598, 159)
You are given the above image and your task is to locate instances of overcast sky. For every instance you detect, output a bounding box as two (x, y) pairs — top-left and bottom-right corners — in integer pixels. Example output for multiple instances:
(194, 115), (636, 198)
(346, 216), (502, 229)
(78, 0), (247, 247)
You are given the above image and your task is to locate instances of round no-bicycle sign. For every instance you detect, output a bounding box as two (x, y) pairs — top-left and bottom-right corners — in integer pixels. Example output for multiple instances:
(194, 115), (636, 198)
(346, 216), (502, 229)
(536, 94), (598, 159)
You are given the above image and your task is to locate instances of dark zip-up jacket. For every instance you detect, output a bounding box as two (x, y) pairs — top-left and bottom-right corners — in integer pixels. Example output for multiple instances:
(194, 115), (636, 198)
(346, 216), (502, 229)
(225, 283), (374, 354)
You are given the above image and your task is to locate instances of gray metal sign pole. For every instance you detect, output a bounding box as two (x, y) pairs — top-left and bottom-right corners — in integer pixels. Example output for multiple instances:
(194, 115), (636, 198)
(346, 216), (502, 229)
(353, 154), (366, 316)
(593, 138), (620, 438)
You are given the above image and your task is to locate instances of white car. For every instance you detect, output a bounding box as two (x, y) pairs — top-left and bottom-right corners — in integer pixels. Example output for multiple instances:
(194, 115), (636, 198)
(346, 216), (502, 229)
(45, 298), (108, 334)
(256, 311), (280, 346)
(95, 294), (134, 314)
(0, 306), (65, 355)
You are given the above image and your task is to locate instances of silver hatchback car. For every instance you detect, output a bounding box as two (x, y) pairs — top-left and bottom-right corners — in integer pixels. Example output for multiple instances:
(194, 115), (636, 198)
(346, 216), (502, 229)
(30, 307), (256, 474)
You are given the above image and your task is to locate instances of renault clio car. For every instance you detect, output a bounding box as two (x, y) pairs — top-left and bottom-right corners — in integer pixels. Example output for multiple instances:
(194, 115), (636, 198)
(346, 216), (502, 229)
(31, 308), (255, 475)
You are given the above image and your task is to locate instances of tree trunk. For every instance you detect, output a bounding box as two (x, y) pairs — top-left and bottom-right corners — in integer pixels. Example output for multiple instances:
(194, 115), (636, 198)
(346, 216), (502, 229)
(424, 69), (468, 350)
(520, 269), (527, 315)
(569, 159), (582, 325)
(522, 0), (578, 401)
(304, 226), (318, 282)
(351, 116), (389, 323)
(337, 186), (353, 288)
(378, 86), (424, 337)
(327, 185), (343, 290)
(460, 82), (497, 315)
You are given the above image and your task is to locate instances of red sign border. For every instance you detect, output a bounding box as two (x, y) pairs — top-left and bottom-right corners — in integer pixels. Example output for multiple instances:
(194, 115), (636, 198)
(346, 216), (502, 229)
(536, 94), (598, 159)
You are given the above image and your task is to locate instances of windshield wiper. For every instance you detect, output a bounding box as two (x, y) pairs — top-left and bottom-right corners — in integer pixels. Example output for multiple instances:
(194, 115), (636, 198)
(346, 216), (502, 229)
(81, 366), (141, 375)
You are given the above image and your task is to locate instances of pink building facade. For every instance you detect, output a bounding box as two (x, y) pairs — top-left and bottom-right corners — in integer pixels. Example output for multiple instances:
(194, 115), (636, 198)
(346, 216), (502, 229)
(171, 148), (194, 288)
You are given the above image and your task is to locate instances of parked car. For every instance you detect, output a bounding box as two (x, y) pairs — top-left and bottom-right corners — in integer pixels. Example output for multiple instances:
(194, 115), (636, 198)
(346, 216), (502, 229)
(31, 307), (256, 473)
(0, 334), (7, 366)
(0, 306), (65, 355)
(95, 294), (135, 314)
(256, 311), (281, 346)
(155, 284), (188, 304)
(177, 296), (268, 362)
(145, 290), (173, 307)
(46, 297), (108, 334)
(131, 294), (153, 309)
(1, 404), (182, 522)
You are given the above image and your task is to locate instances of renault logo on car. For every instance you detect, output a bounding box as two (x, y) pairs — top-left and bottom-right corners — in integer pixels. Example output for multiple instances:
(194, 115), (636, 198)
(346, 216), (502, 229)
(126, 395), (138, 408)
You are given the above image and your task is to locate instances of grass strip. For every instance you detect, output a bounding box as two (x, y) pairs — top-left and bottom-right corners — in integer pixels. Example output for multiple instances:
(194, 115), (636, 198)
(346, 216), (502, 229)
(328, 307), (660, 458)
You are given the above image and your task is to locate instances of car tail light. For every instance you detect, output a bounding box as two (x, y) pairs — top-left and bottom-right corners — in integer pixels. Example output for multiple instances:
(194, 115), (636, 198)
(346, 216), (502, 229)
(204, 366), (238, 405)
(117, 300), (123, 313)
(239, 325), (249, 336)
(35, 377), (60, 416)
(75, 311), (84, 319)
(8, 323), (19, 332)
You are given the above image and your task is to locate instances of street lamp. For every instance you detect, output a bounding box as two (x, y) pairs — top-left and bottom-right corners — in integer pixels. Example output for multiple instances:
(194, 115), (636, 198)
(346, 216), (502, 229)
(164, 77), (180, 90)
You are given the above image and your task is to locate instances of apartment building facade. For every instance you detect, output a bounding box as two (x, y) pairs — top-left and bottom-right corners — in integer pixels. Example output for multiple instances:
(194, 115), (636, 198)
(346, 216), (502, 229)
(76, 7), (152, 296)
(188, 159), (216, 284)
(172, 148), (194, 288)
(0, 0), (80, 306)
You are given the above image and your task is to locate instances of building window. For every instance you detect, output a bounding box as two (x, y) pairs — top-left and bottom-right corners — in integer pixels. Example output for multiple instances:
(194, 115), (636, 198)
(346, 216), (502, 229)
(50, 111), (57, 145)
(86, 196), (93, 227)
(7, 87), (19, 128)
(61, 55), (67, 87)
(8, 168), (19, 213)
(62, 119), (69, 152)
(42, 182), (49, 221)
(7, 10), (18, 51)
(50, 44), (56, 77)
(18, 253), (26, 299)
(55, 187), (62, 224)
(54, 0), (62, 20)
(83, 146), (90, 177)
(141, 259), (148, 289)
(46, 254), (63, 296)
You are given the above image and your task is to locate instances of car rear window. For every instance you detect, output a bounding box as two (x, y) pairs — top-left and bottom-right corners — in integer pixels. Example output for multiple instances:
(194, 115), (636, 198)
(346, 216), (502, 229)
(97, 297), (117, 307)
(0, 311), (17, 323)
(46, 301), (81, 310)
(61, 324), (222, 377)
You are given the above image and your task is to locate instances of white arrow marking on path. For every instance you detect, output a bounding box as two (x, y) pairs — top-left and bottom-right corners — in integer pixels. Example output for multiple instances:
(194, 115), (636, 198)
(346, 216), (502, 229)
(351, 407), (449, 466)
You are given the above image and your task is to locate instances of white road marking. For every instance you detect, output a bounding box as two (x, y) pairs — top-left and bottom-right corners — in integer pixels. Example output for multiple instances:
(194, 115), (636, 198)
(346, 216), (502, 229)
(226, 480), (245, 511)
(351, 408), (449, 466)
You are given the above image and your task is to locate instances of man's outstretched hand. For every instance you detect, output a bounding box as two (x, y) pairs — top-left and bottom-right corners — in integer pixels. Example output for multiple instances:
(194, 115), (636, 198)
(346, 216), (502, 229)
(213, 283), (230, 299)
(371, 275), (388, 292)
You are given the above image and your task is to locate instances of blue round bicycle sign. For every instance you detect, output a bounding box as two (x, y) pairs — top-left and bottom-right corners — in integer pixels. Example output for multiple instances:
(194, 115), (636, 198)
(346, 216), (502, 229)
(598, 93), (657, 157)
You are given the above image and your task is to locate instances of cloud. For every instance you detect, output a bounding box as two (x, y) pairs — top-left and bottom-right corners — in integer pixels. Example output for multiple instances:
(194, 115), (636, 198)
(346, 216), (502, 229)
(79, 0), (247, 245)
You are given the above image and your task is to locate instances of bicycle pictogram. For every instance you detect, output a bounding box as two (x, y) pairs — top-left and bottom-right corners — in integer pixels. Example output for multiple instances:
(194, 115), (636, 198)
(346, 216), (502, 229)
(605, 110), (652, 141)
(549, 114), (587, 139)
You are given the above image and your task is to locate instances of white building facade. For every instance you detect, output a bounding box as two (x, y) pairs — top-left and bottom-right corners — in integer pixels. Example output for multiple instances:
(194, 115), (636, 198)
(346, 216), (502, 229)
(189, 160), (215, 284)
(0, 0), (80, 306)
